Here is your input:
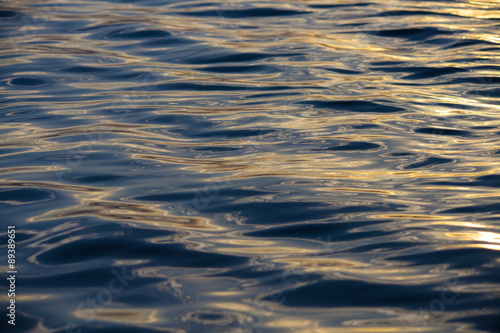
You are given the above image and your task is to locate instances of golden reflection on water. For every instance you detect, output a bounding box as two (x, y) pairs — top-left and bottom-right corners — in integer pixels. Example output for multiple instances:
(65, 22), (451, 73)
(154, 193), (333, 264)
(28, 198), (217, 230)
(266, 323), (426, 333)
(275, 256), (462, 284)
(74, 308), (160, 325)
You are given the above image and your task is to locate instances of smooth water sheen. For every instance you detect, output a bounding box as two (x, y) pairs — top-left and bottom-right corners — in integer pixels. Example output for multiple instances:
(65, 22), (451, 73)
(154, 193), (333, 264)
(1, 0), (500, 332)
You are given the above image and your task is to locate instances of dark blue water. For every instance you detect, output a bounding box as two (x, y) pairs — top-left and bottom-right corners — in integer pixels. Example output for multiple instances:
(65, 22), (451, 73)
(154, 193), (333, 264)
(1, 0), (500, 332)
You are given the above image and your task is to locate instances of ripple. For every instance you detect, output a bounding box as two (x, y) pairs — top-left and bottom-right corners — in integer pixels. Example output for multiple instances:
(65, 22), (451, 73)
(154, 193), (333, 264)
(0, 188), (55, 205)
(7, 77), (48, 87)
(423, 174), (500, 188)
(299, 100), (406, 113)
(323, 141), (383, 151)
(402, 156), (456, 170)
(187, 52), (303, 64)
(34, 232), (247, 268)
(267, 279), (440, 309)
(371, 27), (456, 39)
(180, 310), (249, 326)
(414, 127), (473, 136)
(178, 7), (310, 18)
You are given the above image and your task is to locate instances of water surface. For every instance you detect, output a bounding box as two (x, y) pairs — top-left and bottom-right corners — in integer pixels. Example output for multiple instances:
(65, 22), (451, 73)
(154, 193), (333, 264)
(1, 0), (500, 332)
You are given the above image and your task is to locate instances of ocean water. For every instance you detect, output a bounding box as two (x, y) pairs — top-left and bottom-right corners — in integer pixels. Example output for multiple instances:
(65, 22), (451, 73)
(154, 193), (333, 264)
(1, 0), (500, 332)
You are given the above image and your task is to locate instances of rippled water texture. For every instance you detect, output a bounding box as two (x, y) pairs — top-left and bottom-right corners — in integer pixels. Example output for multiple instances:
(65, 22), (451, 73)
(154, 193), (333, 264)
(1, 0), (500, 332)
